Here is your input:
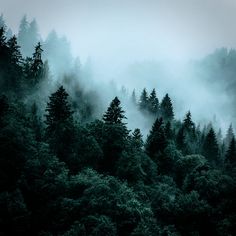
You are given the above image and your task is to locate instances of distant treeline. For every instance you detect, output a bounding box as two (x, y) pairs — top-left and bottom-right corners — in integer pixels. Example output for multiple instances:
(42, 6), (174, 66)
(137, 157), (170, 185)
(0, 19), (236, 236)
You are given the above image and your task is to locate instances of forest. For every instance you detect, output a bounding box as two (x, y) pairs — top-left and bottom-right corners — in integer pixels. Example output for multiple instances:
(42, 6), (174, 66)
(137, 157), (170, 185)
(0, 15), (236, 236)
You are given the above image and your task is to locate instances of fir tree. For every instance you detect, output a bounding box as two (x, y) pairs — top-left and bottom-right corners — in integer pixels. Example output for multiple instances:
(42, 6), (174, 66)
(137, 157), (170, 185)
(165, 121), (173, 140)
(45, 86), (75, 163)
(145, 117), (167, 159)
(45, 86), (73, 134)
(7, 35), (22, 66)
(28, 42), (44, 86)
(176, 127), (186, 153)
(148, 88), (159, 116)
(103, 97), (126, 124)
(224, 137), (236, 169)
(160, 93), (174, 121)
(202, 128), (219, 165)
(139, 88), (148, 111)
(224, 124), (235, 149)
(183, 111), (195, 131)
(132, 128), (144, 150)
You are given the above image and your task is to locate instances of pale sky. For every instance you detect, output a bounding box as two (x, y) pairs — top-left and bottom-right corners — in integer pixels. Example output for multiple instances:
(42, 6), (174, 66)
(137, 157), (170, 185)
(1, 0), (236, 64)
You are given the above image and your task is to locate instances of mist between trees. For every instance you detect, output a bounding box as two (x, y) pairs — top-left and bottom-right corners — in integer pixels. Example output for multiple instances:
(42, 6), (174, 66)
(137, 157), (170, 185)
(1, 15), (236, 236)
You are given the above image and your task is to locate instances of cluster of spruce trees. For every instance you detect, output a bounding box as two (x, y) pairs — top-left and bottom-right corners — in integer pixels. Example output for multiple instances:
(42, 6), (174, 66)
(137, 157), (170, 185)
(1, 23), (236, 236)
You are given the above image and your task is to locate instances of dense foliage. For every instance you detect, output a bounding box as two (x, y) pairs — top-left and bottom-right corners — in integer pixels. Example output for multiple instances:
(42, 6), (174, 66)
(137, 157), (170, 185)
(0, 19), (236, 236)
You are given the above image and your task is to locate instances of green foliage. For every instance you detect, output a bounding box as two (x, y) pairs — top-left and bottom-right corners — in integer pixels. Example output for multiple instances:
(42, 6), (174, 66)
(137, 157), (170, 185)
(160, 94), (174, 121)
(103, 96), (126, 125)
(1, 21), (236, 236)
(202, 128), (219, 166)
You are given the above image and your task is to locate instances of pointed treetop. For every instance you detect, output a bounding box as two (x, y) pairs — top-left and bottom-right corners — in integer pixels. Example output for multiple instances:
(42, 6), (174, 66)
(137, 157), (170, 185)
(183, 111), (195, 131)
(148, 88), (159, 115)
(160, 93), (174, 121)
(103, 96), (126, 124)
(139, 88), (149, 111)
(225, 137), (236, 167)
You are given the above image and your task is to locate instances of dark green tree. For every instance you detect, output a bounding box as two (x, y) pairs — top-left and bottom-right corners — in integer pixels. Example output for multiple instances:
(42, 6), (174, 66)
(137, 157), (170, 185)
(148, 88), (159, 116)
(224, 124), (235, 149)
(31, 42), (43, 82)
(160, 93), (174, 121)
(103, 96), (126, 124)
(45, 86), (73, 133)
(202, 128), (219, 166)
(45, 86), (75, 163)
(131, 128), (144, 150)
(139, 88), (149, 111)
(176, 127), (186, 153)
(183, 111), (195, 131)
(224, 137), (236, 170)
(145, 117), (167, 160)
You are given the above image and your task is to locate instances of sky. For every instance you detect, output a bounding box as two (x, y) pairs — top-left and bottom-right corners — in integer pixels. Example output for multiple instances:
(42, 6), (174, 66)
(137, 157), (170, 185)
(1, 0), (236, 64)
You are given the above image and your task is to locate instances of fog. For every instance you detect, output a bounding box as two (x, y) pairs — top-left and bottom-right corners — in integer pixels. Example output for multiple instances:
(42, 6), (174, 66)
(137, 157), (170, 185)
(1, 0), (236, 135)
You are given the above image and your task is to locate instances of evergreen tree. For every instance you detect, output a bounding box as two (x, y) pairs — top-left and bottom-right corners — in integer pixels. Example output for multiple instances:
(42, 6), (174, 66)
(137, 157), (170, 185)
(103, 97), (126, 124)
(7, 35), (22, 66)
(132, 128), (144, 150)
(160, 93), (174, 121)
(165, 121), (173, 140)
(26, 42), (44, 86)
(148, 88), (159, 116)
(183, 111), (195, 131)
(176, 127), (186, 153)
(6, 35), (23, 91)
(145, 117), (167, 159)
(202, 128), (219, 166)
(45, 86), (73, 134)
(139, 88), (149, 111)
(224, 137), (236, 170)
(224, 124), (235, 149)
(45, 86), (75, 163)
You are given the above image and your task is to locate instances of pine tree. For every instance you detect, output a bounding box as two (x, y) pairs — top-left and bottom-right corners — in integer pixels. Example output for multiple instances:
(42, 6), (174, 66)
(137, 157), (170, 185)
(139, 88), (148, 111)
(103, 97), (126, 124)
(132, 128), (144, 150)
(45, 86), (73, 134)
(176, 127), (186, 153)
(160, 93), (174, 121)
(202, 128), (219, 165)
(145, 117), (167, 159)
(224, 137), (236, 169)
(5, 35), (23, 91)
(45, 86), (74, 163)
(183, 111), (195, 131)
(224, 124), (235, 149)
(165, 121), (173, 140)
(102, 97), (128, 173)
(7, 35), (22, 66)
(0, 27), (6, 49)
(148, 88), (159, 116)
(29, 42), (44, 85)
